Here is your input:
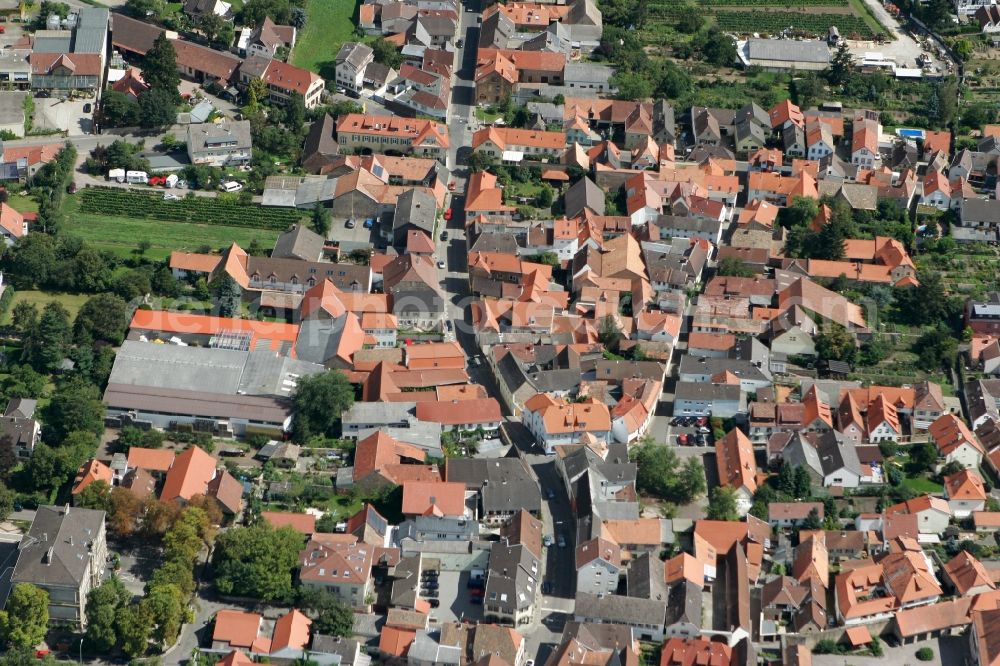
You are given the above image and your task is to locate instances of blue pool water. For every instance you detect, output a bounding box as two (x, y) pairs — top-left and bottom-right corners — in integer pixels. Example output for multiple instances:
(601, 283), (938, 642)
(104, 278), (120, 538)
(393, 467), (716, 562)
(897, 128), (924, 139)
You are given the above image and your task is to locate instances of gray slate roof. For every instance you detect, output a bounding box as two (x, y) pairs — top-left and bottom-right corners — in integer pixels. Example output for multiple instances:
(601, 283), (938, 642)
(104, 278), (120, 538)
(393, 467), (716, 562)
(12, 505), (105, 589)
(574, 591), (666, 627)
(272, 223), (326, 261)
(746, 38), (830, 64)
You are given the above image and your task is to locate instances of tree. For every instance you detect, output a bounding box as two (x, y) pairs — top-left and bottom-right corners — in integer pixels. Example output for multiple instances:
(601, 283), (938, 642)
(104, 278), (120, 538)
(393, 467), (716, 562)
(909, 441), (939, 472)
(371, 37), (403, 69)
(815, 323), (856, 364)
(537, 184), (554, 209)
(43, 381), (105, 443)
(143, 34), (180, 99)
(198, 12), (226, 45)
(802, 507), (823, 530)
(609, 71), (652, 100)
(245, 78), (268, 115)
(598, 315), (622, 353)
(3, 233), (57, 288)
(85, 577), (131, 653)
(916, 647), (934, 661)
(0, 584), (49, 648)
(467, 151), (496, 173)
(108, 487), (144, 538)
(0, 482), (13, 523)
(284, 92), (306, 131)
(76, 480), (113, 512)
(676, 10), (703, 33)
(75, 293), (131, 345)
(99, 90), (140, 128)
(632, 444), (706, 504)
(296, 588), (354, 636)
(717, 257), (755, 278)
(214, 274), (242, 318)
(706, 486), (739, 521)
(9, 302), (38, 335)
(291, 370), (356, 441)
(138, 87), (179, 128)
(117, 603), (153, 657)
(793, 466), (812, 498)
(212, 523), (305, 601)
(21, 301), (70, 372)
(912, 325), (959, 372)
(827, 42), (854, 85)
(697, 28), (736, 67)
(791, 73), (824, 110)
(143, 584), (184, 648)
(311, 202), (331, 238)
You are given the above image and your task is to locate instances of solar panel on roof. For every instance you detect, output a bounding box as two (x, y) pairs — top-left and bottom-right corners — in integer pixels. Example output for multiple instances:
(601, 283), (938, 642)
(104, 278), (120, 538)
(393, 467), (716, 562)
(210, 329), (252, 351)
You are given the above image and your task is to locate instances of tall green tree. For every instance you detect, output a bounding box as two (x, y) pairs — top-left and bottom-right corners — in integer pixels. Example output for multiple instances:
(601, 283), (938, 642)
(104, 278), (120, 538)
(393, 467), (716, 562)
(42, 380), (106, 443)
(76, 480), (113, 512)
(815, 323), (856, 364)
(85, 577), (131, 653)
(827, 42), (854, 85)
(142, 584), (184, 648)
(22, 301), (71, 373)
(706, 485), (740, 521)
(311, 203), (331, 238)
(143, 34), (180, 100)
(0, 584), (49, 648)
(117, 603), (152, 657)
(296, 588), (354, 637)
(598, 315), (622, 353)
(291, 370), (356, 441)
(212, 523), (305, 601)
(632, 443), (706, 504)
(74, 293), (132, 345)
(214, 274), (242, 318)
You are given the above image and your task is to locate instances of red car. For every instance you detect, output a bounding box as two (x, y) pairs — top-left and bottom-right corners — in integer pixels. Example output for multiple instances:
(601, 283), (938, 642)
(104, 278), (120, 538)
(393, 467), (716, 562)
(443, 208), (453, 220)
(677, 434), (688, 445)
(448, 181), (456, 191)
(696, 416), (708, 427)
(148, 176), (166, 186)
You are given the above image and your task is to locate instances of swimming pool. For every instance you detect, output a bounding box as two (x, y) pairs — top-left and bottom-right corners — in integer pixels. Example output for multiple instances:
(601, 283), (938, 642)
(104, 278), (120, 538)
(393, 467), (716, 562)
(896, 128), (925, 139)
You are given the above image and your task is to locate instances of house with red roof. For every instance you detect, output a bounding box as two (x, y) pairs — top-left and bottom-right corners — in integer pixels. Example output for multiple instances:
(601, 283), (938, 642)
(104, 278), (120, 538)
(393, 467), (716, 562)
(885, 495), (951, 535)
(261, 511), (316, 536)
(401, 480), (469, 518)
(944, 469), (988, 517)
(238, 56), (324, 108)
(211, 608), (312, 658)
(715, 428), (758, 515)
(0, 203), (29, 246)
(929, 413), (985, 470)
(161, 445), (243, 516)
(299, 538), (375, 610)
(71, 458), (113, 497)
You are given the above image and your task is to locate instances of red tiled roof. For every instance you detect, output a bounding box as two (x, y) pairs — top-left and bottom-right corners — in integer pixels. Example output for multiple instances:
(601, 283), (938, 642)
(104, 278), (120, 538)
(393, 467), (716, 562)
(213, 610), (262, 649)
(161, 446), (218, 503)
(72, 459), (112, 495)
(262, 511), (316, 535)
(401, 480), (466, 517)
(127, 447), (175, 473)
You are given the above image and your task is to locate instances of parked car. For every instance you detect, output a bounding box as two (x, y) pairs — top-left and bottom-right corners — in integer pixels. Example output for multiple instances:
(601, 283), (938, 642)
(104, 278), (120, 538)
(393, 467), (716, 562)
(448, 181), (456, 191)
(423, 581), (439, 590)
(677, 433), (688, 445)
(363, 218), (374, 228)
(541, 582), (551, 594)
(443, 208), (453, 220)
(467, 577), (484, 588)
(83, 102), (91, 113)
(696, 416), (709, 427)
(424, 589), (439, 598)
(440, 230), (448, 241)
(346, 219), (356, 228)
(437, 260), (446, 269)
(694, 434), (706, 445)
(470, 596), (482, 605)
(698, 426), (711, 433)
(542, 534), (553, 547)
(428, 599), (440, 608)
(557, 534), (566, 548)
(470, 587), (484, 597)
(546, 488), (555, 499)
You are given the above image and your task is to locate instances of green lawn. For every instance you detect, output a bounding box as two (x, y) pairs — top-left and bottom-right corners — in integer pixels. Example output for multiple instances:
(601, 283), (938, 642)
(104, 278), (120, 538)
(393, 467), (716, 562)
(1, 290), (91, 325)
(291, 0), (360, 76)
(901, 476), (943, 494)
(7, 193), (38, 214)
(62, 198), (281, 260)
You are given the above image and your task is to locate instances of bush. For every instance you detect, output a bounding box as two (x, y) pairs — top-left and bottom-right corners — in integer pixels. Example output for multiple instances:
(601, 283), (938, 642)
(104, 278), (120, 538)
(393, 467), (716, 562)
(916, 647), (934, 661)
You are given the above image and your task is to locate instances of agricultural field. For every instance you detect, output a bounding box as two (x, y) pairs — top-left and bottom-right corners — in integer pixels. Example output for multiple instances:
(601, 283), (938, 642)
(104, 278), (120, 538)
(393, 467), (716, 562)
(643, 0), (882, 45)
(77, 187), (305, 230)
(63, 196), (285, 260)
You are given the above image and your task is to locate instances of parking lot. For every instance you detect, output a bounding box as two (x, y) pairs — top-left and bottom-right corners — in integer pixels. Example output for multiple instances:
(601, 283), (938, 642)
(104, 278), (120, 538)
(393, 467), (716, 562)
(665, 414), (716, 448)
(328, 216), (382, 252)
(424, 569), (485, 625)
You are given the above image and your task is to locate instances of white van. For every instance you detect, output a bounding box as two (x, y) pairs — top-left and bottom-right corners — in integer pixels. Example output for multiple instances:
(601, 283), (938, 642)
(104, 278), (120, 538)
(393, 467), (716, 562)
(126, 170), (148, 184)
(107, 168), (125, 183)
(221, 181), (243, 193)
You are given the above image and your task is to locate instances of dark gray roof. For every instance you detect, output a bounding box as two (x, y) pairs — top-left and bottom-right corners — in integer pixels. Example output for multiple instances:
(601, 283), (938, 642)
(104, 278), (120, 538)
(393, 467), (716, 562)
(780, 432), (823, 477)
(679, 355), (770, 383)
(478, 10), (514, 49)
(74, 8), (109, 53)
(272, 223), (326, 261)
(664, 580), (702, 628)
(574, 592), (666, 627)
(12, 505), (105, 589)
(302, 113), (339, 167)
(746, 38), (830, 64)
(961, 198), (1000, 225)
(564, 176), (605, 219)
(0, 540), (19, 608)
(390, 554), (421, 607)
(309, 635), (363, 665)
(815, 430), (862, 477)
(393, 188), (437, 236)
(186, 120), (252, 155)
(485, 542), (538, 612)
(445, 458), (541, 515)
(626, 552), (667, 601)
(335, 42), (374, 69)
(674, 381), (742, 402)
(294, 317), (357, 366)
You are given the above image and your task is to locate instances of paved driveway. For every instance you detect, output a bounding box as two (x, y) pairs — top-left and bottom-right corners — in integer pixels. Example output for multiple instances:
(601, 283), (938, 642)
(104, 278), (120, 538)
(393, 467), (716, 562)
(427, 570), (484, 624)
(35, 97), (93, 136)
(811, 636), (964, 666)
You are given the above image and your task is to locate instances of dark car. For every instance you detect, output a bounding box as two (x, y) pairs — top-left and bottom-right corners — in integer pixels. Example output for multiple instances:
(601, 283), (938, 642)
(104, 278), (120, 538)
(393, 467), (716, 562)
(440, 230), (448, 241)
(83, 103), (92, 113)
(542, 581), (552, 594)
(424, 589), (439, 598)
(428, 599), (440, 608)
(546, 488), (556, 499)
(470, 596), (482, 605)
(694, 434), (706, 445)
(423, 581), (439, 590)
